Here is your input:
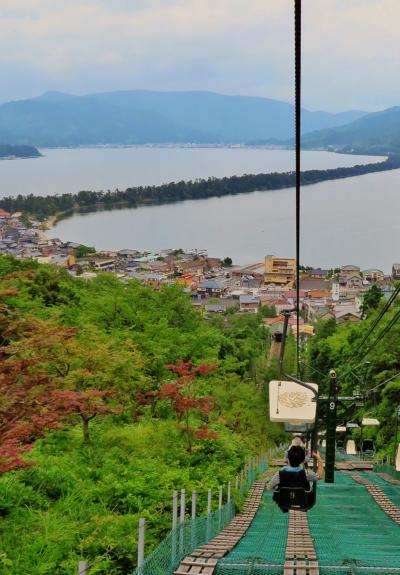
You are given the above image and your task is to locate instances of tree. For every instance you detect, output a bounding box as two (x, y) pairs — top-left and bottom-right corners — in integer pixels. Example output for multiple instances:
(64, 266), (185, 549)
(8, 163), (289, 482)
(0, 358), (65, 473)
(159, 360), (217, 452)
(1, 306), (134, 451)
(361, 284), (383, 316)
(259, 304), (277, 318)
(222, 257), (232, 268)
(53, 389), (122, 443)
(75, 244), (96, 259)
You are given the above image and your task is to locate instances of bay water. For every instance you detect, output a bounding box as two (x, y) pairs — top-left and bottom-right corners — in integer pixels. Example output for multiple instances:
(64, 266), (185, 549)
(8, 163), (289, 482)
(1, 147), (397, 271)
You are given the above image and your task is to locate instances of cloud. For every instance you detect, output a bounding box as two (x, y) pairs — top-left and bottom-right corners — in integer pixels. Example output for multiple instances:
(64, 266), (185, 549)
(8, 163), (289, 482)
(0, 0), (399, 110)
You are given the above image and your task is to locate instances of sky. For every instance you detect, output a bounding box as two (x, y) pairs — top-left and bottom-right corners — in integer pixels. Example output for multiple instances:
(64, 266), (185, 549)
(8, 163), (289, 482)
(1, 0), (399, 112)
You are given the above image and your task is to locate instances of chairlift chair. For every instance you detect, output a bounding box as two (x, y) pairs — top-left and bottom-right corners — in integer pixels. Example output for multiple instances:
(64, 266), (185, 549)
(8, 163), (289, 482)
(361, 439), (375, 458)
(336, 439), (345, 453)
(273, 482), (316, 512)
(345, 439), (357, 456)
(284, 422), (314, 433)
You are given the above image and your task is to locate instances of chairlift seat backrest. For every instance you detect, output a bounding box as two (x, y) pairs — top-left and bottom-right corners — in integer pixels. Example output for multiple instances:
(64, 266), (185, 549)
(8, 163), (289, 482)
(273, 469), (316, 512)
(346, 439), (357, 455)
(361, 439), (375, 454)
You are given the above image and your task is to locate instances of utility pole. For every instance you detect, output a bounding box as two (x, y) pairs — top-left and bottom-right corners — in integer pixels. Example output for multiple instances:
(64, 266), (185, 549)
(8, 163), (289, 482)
(325, 369), (338, 483)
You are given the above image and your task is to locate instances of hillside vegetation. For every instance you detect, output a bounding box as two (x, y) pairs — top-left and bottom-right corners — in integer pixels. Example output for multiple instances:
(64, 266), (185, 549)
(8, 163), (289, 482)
(305, 300), (400, 457)
(0, 255), (283, 575)
(302, 106), (400, 154)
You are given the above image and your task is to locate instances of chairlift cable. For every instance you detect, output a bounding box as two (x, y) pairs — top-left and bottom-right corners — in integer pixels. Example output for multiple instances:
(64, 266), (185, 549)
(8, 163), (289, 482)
(295, 0), (301, 377)
(356, 283), (400, 349)
(341, 283), (400, 378)
(359, 307), (400, 362)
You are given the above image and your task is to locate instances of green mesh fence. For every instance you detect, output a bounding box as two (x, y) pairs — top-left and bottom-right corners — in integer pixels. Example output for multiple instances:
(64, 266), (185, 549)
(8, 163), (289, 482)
(133, 461), (267, 575)
(134, 501), (235, 575)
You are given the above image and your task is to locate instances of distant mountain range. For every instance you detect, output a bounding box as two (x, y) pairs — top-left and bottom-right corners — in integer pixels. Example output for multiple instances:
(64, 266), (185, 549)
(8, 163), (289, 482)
(301, 107), (400, 154)
(0, 90), (366, 147)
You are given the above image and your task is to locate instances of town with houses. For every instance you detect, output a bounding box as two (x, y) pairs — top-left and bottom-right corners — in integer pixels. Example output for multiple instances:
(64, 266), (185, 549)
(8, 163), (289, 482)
(1, 207), (400, 340)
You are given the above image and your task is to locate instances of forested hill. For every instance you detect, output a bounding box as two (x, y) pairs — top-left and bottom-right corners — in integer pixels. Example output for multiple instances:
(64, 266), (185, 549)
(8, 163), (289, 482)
(0, 254), (284, 574)
(0, 90), (366, 146)
(1, 155), (399, 221)
(302, 106), (400, 154)
(0, 144), (41, 159)
(306, 301), (400, 462)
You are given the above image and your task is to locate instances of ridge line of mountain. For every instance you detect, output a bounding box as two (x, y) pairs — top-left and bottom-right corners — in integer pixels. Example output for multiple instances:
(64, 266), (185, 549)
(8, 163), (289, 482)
(0, 89), (367, 146)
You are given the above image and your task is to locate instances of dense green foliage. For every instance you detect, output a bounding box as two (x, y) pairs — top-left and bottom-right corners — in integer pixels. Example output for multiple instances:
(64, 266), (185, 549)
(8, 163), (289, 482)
(305, 294), (400, 459)
(1, 157), (399, 220)
(361, 284), (383, 316)
(0, 255), (283, 574)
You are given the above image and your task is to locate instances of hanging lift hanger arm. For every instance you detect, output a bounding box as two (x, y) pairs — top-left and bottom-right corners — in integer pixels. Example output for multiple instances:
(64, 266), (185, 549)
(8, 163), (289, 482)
(279, 310), (318, 400)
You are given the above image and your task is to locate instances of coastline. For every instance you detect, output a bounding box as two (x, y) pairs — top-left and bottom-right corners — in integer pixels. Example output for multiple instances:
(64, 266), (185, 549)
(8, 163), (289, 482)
(40, 154), (397, 229)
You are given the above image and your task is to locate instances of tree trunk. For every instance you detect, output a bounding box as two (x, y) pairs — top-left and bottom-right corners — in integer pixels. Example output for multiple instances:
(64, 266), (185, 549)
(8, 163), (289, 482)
(81, 415), (90, 443)
(185, 411), (192, 453)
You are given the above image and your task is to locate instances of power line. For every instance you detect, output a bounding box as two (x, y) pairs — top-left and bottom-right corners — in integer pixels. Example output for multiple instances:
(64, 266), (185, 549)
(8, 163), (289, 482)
(356, 284), (400, 350)
(367, 370), (400, 395)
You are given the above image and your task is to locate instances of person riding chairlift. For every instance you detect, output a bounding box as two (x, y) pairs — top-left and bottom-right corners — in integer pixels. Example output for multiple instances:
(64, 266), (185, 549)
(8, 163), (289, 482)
(284, 435), (310, 465)
(267, 445), (324, 512)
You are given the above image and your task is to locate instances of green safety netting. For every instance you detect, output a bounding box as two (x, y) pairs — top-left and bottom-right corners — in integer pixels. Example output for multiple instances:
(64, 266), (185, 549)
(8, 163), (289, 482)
(134, 501), (235, 575)
(308, 474), (400, 574)
(214, 491), (288, 575)
(374, 463), (400, 482)
(133, 461), (267, 575)
(356, 470), (400, 507)
(216, 469), (400, 575)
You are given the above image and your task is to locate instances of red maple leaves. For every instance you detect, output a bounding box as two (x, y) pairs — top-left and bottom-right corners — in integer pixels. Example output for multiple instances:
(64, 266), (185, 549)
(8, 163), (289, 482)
(52, 389), (122, 443)
(0, 359), (62, 473)
(160, 359), (218, 451)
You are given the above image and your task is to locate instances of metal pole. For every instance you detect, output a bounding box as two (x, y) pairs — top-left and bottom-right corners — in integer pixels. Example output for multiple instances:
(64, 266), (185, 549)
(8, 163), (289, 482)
(191, 491), (197, 519)
(227, 481), (231, 503)
(137, 518), (145, 570)
(207, 488), (212, 514)
(235, 475), (239, 491)
(180, 489), (185, 523)
(218, 485), (223, 509)
(279, 311), (318, 399)
(171, 491), (178, 570)
(325, 370), (337, 483)
(172, 491), (178, 529)
(206, 488), (212, 540)
(191, 490), (197, 549)
(78, 561), (88, 575)
(394, 408), (400, 465)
